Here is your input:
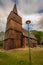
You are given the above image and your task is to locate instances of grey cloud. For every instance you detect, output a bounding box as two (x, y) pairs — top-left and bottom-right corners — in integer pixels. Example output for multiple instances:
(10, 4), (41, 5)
(18, 0), (43, 15)
(37, 17), (43, 29)
(0, 0), (14, 32)
(32, 15), (43, 31)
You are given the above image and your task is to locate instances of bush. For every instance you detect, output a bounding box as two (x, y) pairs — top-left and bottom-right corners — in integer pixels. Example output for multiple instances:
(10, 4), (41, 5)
(0, 41), (3, 47)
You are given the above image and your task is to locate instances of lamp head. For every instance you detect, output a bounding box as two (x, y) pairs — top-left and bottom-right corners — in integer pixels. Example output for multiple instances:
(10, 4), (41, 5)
(26, 20), (31, 24)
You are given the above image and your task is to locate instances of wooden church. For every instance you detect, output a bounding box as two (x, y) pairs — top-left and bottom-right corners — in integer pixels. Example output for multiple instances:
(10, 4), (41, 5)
(3, 4), (37, 50)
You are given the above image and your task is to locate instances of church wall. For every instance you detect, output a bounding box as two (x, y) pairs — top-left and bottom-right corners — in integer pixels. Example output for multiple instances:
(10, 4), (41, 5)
(23, 37), (37, 48)
(4, 29), (22, 49)
(23, 37), (28, 47)
(6, 20), (22, 32)
(7, 11), (22, 24)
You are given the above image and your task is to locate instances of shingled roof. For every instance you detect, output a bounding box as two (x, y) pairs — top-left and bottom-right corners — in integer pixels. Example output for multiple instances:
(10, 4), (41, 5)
(13, 4), (18, 14)
(22, 28), (36, 40)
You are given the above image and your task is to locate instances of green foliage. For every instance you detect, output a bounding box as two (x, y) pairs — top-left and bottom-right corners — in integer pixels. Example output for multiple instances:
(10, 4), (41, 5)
(30, 30), (43, 44)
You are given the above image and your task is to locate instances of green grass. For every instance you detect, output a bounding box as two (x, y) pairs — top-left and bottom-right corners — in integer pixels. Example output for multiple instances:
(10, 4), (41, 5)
(0, 48), (43, 65)
(31, 49), (43, 65)
(0, 41), (43, 65)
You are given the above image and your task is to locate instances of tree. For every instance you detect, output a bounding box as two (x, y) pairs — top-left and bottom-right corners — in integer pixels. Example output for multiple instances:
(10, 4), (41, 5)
(30, 30), (43, 45)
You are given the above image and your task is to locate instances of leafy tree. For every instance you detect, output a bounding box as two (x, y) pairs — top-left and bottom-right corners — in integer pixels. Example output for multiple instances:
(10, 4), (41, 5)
(30, 30), (43, 45)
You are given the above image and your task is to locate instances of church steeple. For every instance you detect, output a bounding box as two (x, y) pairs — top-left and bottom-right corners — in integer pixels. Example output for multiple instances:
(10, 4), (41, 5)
(13, 4), (18, 14)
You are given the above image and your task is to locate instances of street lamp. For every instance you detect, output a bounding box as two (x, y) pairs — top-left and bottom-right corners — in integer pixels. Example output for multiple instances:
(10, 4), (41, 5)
(26, 20), (31, 65)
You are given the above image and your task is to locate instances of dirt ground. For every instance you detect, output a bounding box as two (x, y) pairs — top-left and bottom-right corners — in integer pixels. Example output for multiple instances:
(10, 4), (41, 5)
(0, 46), (43, 53)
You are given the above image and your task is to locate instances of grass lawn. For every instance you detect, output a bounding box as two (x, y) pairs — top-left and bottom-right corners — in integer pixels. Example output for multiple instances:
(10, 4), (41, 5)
(0, 41), (43, 65)
(0, 47), (43, 65)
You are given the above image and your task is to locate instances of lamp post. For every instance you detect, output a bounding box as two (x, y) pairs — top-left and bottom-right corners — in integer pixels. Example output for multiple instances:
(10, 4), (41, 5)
(26, 20), (31, 65)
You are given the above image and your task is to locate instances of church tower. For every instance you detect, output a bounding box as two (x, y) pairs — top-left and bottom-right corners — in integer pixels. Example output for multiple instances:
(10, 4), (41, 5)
(3, 4), (22, 50)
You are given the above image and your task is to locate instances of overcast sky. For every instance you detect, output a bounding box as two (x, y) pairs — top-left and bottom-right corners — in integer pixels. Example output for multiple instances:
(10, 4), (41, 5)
(0, 0), (43, 32)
